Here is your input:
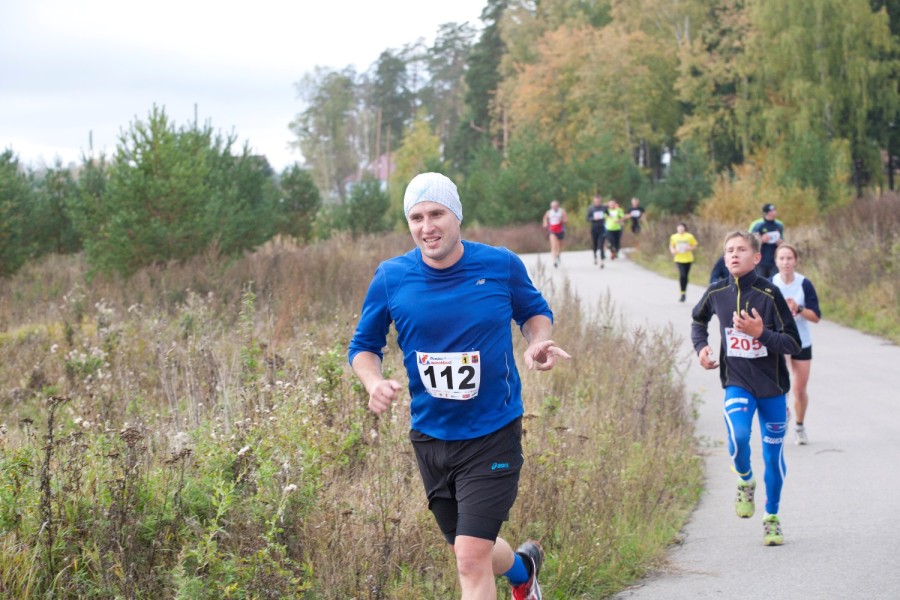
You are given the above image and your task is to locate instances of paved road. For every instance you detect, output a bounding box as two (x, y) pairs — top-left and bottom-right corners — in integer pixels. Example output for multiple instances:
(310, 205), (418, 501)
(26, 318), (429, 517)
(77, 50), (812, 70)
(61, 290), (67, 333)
(521, 249), (900, 600)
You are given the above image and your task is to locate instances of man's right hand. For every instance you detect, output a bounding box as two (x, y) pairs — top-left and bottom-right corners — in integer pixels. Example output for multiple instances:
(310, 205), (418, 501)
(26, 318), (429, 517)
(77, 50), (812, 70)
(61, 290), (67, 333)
(368, 379), (403, 414)
(698, 346), (718, 370)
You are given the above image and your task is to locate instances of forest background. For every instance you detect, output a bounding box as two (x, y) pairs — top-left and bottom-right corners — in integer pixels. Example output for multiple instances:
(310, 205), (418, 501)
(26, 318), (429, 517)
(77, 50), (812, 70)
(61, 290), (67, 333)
(4, 0), (900, 276)
(1, 0), (899, 597)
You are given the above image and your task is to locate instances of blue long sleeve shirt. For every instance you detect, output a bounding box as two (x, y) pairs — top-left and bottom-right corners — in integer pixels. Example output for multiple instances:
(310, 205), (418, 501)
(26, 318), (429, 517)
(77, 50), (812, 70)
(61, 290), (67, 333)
(348, 241), (553, 440)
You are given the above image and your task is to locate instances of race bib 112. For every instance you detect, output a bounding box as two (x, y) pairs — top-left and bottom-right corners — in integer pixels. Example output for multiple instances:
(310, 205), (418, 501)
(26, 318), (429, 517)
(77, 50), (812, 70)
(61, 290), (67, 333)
(416, 351), (481, 400)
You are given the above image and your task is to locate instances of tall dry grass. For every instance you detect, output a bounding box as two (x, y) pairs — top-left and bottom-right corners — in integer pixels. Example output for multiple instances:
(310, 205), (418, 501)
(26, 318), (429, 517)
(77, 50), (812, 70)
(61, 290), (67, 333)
(802, 193), (900, 339)
(0, 226), (699, 598)
(632, 192), (900, 343)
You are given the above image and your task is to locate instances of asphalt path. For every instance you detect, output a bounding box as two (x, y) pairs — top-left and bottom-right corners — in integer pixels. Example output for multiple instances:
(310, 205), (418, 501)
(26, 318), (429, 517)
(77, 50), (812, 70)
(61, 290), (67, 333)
(520, 248), (900, 600)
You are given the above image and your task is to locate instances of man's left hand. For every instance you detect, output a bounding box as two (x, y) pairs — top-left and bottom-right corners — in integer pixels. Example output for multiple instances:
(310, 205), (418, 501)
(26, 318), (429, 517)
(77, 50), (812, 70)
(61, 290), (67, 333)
(524, 340), (572, 371)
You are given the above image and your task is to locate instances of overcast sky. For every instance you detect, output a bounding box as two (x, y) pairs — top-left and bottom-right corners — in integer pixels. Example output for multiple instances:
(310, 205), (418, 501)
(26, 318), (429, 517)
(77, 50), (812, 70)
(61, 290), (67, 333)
(0, 0), (487, 172)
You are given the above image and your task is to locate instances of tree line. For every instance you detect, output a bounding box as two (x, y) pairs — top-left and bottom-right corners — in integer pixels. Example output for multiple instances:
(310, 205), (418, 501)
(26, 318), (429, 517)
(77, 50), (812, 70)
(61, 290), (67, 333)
(296, 0), (899, 221)
(0, 106), (396, 278)
(2, 0), (898, 278)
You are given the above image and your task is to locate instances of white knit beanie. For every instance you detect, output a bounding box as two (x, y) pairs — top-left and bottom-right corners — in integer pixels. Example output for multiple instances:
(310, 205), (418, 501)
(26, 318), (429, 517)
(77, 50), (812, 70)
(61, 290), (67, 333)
(403, 172), (463, 222)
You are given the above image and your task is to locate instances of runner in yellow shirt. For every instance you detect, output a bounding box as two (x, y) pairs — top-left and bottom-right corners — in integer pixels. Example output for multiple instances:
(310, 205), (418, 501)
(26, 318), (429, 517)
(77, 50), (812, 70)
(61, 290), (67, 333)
(604, 199), (625, 259)
(669, 222), (698, 302)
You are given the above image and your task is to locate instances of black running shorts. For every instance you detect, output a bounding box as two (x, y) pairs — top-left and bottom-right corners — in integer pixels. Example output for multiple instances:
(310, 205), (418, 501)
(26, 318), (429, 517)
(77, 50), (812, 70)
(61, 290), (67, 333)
(410, 417), (524, 544)
(791, 345), (812, 361)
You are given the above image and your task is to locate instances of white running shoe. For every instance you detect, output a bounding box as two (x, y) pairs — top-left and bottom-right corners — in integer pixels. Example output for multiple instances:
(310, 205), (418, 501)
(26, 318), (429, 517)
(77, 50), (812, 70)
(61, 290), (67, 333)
(794, 425), (808, 445)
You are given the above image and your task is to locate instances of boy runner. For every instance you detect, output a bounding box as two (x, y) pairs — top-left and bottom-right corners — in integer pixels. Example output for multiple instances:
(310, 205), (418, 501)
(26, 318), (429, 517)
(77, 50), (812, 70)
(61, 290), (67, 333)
(691, 230), (801, 546)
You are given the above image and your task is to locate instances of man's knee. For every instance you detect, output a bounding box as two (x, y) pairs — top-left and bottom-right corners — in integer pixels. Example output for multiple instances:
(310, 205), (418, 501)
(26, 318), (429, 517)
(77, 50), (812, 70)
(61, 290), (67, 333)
(454, 536), (495, 578)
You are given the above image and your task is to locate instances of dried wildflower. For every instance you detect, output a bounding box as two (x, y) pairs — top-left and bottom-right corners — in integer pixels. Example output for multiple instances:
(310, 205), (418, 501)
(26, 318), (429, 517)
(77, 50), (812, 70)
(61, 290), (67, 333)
(165, 447), (193, 464)
(283, 484), (298, 494)
(47, 395), (70, 409)
(119, 426), (143, 448)
(237, 445), (251, 456)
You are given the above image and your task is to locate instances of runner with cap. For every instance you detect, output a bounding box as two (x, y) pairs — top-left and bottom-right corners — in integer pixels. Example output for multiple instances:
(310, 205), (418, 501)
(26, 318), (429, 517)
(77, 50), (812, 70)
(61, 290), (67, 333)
(348, 172), (571, 599)
(749, 203), (784, 279)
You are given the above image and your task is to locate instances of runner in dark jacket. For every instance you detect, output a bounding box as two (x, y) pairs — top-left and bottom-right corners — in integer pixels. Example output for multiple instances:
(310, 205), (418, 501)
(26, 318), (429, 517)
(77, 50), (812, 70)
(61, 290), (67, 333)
(585, 195), (607, 267)
(691, 230), (800, 547)
(691, 269), (800, 397)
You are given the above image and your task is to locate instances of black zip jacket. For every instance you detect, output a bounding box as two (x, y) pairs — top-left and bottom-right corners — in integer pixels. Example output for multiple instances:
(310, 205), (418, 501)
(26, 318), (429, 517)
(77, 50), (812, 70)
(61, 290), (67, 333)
(691, 270), (801, 398)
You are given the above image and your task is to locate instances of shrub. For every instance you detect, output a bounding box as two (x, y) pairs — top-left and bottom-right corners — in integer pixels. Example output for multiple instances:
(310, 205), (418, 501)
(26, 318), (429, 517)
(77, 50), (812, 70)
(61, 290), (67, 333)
(697, 161), (821, 228)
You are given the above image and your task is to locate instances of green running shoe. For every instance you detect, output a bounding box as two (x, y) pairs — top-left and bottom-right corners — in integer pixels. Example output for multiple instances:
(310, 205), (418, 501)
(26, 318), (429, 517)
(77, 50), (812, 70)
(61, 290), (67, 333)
(735, 479), (756, 518)
(763, 514), (784, 546)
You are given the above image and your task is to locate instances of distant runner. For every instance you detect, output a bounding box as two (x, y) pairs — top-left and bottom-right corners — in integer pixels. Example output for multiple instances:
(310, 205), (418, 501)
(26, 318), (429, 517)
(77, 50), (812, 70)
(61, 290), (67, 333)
(604, 199), (625, 260)
(669, 222), (698, 303)
(542, 200), (568, 268)
(628, 197), (645, 243)
(586, 195), (607, 267)
(749, 203), (784, 279)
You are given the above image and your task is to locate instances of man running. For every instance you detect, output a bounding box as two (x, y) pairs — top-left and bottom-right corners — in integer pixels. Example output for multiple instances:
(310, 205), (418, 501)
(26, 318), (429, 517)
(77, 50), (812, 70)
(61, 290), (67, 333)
(691, 230), (801, 546)
(349, 172), (571, 599)
(585, 195), (607, 267)
(749, 204), (784, 279)
(628, 197), (645, 241)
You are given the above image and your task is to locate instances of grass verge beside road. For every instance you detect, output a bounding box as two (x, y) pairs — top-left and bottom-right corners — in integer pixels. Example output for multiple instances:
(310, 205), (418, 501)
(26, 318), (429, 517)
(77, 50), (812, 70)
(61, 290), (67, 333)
(0, 230), (701, 598)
